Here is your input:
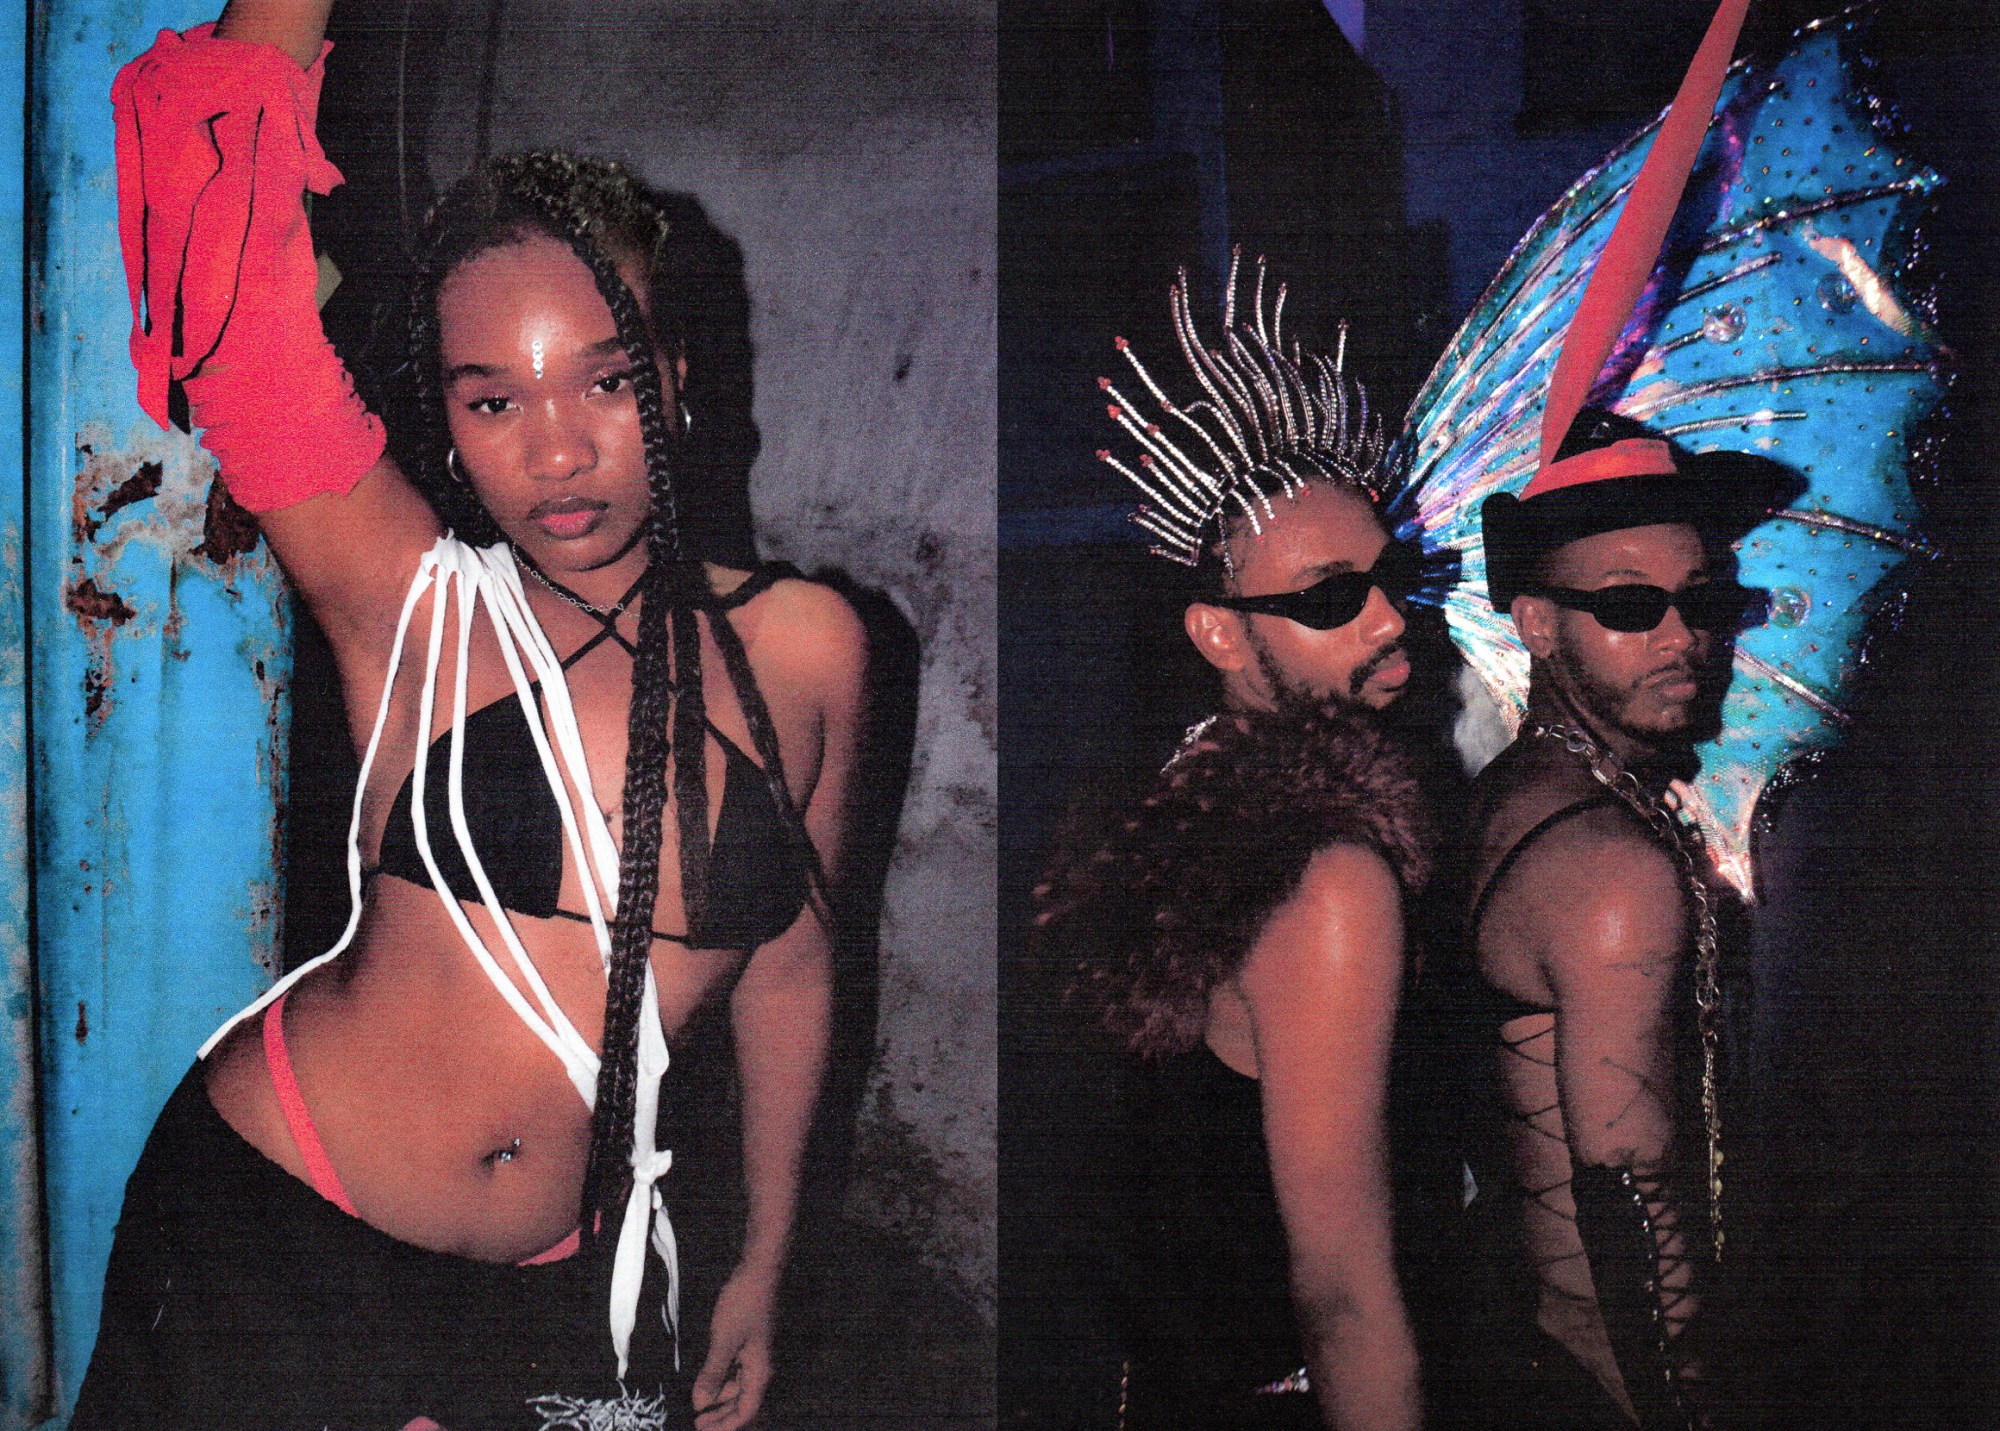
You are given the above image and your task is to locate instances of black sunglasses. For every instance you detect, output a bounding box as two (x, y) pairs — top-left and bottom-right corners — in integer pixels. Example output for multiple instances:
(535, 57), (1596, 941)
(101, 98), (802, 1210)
(1210, 548), (1420, 632)
(1525, 582), (1764, 634)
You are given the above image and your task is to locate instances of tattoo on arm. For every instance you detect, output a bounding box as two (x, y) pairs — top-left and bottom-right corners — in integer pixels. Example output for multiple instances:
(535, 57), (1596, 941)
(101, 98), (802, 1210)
(1601, 950), (1674, 978)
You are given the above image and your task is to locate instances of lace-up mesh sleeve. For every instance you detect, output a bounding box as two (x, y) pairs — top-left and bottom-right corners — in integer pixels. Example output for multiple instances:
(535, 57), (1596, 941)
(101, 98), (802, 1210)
(1545, 826), (1713, 1428)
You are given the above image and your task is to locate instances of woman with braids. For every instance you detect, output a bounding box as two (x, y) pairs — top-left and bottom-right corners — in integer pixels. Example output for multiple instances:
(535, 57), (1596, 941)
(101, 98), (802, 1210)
(75, 3), (861, 1428)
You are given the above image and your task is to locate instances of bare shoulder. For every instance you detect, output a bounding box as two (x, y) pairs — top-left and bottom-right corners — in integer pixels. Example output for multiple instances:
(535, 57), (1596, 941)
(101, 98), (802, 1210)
(1242, 843), (1403, 994)
(1288, 842), (1403, 925)
(1524, 804), (1682, 908)
(746, 574), (865, 642)
(716, 570), (867, 709)
(1516, 807), (1686, 974)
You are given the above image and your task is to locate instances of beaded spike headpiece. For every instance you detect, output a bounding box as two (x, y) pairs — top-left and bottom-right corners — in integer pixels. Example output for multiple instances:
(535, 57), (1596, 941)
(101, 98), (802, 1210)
(1097, 249), (1390, 568)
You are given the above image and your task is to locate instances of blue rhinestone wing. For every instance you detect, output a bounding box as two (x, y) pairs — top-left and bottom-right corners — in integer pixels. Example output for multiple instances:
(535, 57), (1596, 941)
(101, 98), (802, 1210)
(1387, 12), (1947, 895)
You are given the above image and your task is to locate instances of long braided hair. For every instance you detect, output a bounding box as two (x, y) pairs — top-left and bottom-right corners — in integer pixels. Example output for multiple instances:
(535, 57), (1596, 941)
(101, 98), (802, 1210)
(398, 153), (828, 1231)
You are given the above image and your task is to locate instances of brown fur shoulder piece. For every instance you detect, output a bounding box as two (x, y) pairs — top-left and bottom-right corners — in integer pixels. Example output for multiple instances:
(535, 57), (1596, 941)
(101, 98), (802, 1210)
(1034, 705), (1436, 1058)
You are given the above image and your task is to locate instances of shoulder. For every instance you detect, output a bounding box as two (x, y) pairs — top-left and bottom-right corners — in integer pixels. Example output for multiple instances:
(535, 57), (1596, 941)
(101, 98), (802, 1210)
(754, 572), (866, 644)
(1242, 843), (1404, 994)
(1477, 740), (1673, 898)
(1288, 842), (1403, 925)
(716, 569), (867, 697)
(1515, 805), (1686, 971)
(1524, 803), (1681, 906)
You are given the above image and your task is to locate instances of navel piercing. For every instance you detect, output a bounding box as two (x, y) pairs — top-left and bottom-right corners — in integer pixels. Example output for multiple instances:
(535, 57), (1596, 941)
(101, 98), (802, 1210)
(531, 338), (545, 380)
(494, 1137), (522, 1164)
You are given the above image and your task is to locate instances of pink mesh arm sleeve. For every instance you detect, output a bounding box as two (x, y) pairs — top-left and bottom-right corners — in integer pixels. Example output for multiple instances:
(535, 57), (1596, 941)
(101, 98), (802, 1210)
(111, 23), (385, 513)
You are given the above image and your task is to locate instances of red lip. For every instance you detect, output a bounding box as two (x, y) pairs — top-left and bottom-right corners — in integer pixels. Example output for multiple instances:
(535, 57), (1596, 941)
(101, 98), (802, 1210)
(530, 496), (608, 540)
(1353, 647), (1411, 699)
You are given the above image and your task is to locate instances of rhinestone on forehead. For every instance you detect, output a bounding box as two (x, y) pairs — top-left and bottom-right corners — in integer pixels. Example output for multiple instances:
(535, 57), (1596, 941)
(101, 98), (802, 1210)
(1096, 249), (1390, 568)
(531, 336), (545, 380)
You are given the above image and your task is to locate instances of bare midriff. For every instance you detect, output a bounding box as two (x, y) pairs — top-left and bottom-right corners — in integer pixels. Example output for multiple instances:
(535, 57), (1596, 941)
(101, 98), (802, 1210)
(203, 874), (746, 1265)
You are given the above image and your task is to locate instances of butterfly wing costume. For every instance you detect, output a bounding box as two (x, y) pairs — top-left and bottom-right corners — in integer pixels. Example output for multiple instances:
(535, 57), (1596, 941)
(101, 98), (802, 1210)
(1387, 8), (1947, 896)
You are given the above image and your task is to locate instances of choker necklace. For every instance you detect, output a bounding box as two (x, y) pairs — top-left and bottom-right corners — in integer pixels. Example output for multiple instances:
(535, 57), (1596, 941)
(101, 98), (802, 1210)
(1527, 719), (1725, 1260)
(517, 555), (647, 623)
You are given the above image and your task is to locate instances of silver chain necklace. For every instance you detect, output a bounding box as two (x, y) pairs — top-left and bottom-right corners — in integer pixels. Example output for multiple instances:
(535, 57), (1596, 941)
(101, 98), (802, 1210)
(1527, 719), (1725, 1259)
(518, 556), (643, 623)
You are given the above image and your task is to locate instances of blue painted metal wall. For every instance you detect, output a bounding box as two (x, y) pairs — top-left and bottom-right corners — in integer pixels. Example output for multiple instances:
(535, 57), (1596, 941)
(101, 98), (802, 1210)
(20, 4), (294, 1421)
(3, 10), (49, 1425)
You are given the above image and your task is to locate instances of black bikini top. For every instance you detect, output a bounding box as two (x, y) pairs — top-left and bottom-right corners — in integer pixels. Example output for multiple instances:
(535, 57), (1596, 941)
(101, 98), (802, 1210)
(371, 564), (809, 952)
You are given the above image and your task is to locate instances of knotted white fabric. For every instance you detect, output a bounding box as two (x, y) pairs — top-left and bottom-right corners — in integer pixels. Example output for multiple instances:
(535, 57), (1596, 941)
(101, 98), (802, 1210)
(201, 534), (680, 1378)
(615, 983), (680, 1375)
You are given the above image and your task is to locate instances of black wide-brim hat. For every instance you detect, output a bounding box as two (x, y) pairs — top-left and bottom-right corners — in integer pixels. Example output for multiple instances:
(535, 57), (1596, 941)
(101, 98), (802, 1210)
(1482, 416), (1801, 609)
(1481, 0), (1793, 614)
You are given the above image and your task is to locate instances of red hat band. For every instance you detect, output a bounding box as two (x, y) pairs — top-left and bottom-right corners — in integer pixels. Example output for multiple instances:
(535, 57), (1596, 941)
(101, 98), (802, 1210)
(1520, 437), (1678, 500)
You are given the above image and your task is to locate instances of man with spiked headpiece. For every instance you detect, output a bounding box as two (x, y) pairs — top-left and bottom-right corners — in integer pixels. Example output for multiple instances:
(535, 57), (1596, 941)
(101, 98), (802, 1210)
(1098, 254), (1418, 715)
(1458, 2), (1788, 1426)
(1034, 254), (1442, 1430)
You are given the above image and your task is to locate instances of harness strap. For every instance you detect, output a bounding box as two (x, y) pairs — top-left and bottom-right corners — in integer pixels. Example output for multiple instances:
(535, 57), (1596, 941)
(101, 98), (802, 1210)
(1469, 793), (1621, 937)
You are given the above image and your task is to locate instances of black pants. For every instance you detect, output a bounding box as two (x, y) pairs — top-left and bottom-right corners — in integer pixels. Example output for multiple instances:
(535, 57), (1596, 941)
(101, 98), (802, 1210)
(1120, 1356), (1324, 1431)
(72, 1065), (703, 1431)
(1425, 1316), (1634, 1431)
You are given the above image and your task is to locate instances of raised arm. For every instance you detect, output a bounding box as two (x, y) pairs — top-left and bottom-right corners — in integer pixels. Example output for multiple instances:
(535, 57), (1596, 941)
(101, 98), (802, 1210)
(1237, 842), (1419, 1431)
(696, 583), (867, 1431)
(215, 0), (333, 66)
(1544, 828), (1710, 1429)
(117, 1), (444, 681)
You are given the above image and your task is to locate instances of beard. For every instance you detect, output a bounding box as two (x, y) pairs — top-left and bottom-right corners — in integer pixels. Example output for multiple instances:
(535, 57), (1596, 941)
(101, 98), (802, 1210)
(1245, 628), (1407, 714)
(1552, 628), (1720, 778)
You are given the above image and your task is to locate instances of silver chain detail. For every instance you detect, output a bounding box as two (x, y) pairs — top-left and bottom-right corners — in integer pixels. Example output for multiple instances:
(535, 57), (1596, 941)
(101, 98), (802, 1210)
(1526, 721), (1724, 1260)
(518, 557), (641, 622)
(1160, 714), (1221, 775)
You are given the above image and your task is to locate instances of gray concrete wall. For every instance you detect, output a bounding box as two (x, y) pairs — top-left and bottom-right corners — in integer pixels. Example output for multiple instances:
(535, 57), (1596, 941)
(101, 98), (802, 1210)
(424, 0), (996, 1314)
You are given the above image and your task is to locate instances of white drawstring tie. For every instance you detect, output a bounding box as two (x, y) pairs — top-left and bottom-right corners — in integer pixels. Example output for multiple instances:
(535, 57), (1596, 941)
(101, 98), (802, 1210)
(200, 535), (680, 1377)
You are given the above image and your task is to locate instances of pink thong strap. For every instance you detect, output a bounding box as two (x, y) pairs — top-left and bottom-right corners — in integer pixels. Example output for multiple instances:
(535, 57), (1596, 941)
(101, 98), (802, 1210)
(520, 1226), (582, 1265)
(263, 992), (359, 1216)
(261, 991), (581, 1264)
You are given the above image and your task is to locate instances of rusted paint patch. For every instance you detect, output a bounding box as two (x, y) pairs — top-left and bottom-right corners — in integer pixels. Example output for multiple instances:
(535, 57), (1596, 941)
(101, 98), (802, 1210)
(62, 578), (135, 626)
(244, 616), (291, 798)
(71, 424), (273, 582)
(75, 460), (163, 542)
(64, 577), (132, 733)
(194, 479), (260, 566)
(71, 437), (160, 549)
(65, 425), (290, 735)
(80, 669), (108, 724)
(161, 563), (186, 658)
(242, 880), (285, 980)
(93, 462), (163, 534)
